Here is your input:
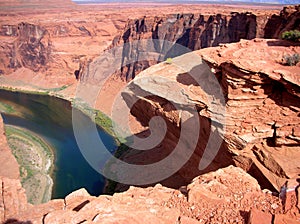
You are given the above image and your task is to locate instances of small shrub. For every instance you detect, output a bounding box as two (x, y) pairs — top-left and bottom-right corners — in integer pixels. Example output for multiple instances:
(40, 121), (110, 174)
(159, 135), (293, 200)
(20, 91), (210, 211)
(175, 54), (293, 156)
(281, 30), (300, 42)
(282, 53), (300, 66)
(165, 57), (173, 64)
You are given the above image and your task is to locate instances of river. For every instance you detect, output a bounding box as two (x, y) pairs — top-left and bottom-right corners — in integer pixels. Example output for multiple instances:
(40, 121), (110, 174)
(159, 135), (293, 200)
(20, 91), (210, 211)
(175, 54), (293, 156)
(0, 89), (117, 199)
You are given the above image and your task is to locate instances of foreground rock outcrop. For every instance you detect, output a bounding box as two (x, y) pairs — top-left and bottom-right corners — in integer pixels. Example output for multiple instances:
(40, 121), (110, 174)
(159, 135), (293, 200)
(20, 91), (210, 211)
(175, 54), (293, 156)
(2, 166), (295, 224)
(114, 38), (299, 194)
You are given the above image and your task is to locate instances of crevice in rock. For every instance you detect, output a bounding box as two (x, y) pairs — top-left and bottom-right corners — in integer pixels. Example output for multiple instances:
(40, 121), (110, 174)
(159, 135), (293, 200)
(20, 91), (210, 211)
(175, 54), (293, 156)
(252, 146), (288, 179)
(175, 216), (181, 224)
(296, 179), (300, 213)
(271, 213), (275, 224)
(266, 123), (277, 147)
(42, 213), (48, 224)
(1, 179), (5, 222)
(248, 162), (277, 192)
(63, 198), (66, 210)
(72, 200), (90, 212)
(91, 214), (99, 222)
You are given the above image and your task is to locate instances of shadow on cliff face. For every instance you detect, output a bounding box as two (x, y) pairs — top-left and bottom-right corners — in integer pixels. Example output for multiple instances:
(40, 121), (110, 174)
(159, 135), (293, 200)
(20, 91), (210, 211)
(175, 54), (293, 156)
(109, 12), (259, 82)
(267, 40), (300, 47)
(228, 12), (257, 43)
(110, 94), (233, 193)
(263, 14), (283, 39)
(263, 5), (300, 39)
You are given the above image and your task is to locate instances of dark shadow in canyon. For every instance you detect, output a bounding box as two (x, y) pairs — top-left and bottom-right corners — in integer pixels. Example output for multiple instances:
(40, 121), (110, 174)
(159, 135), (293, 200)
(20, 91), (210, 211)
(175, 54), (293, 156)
(111, 112), (234, 193)
(228, 12), (257, 43)
(263, 14), (283, 39)
(267, 40), (300, 47)
(107, 69), (234, 192)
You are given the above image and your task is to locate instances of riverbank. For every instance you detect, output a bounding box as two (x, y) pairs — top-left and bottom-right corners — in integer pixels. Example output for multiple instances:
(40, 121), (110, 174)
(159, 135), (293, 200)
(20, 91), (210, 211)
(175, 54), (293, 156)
(0, 82), (126, 197)
(4, 125), (54, 204)
(0, 82), (119, 141)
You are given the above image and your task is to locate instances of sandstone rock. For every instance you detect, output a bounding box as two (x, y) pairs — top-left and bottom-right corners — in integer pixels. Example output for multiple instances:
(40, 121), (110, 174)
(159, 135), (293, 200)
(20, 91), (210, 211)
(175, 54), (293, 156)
(264, 5), (300, 39)
(0, 116), (20, 180)
(65, 188), (95, 211)
(279, 179), (300, 214)
(110, 37), (299, 193)
(247, 209), (272, 224)
(273, 214), (300, 224)
(0, 3), (299, 224)
(99, 12), (272, 81)
(1, 177), (28, 222)
(15, 199), (64, 224)
(188, 166), (261, 205)
(0, 166), (292, 224)
(197, 38), (300, 191)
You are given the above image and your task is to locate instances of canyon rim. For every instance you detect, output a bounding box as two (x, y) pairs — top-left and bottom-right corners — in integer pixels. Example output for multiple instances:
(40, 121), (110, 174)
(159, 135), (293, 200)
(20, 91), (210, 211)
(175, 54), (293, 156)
(0, 1), (299, 223)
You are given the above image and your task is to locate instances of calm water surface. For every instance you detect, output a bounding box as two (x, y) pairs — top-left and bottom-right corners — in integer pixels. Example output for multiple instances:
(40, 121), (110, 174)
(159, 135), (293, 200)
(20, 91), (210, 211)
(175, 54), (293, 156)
(0, 89), (117, 199)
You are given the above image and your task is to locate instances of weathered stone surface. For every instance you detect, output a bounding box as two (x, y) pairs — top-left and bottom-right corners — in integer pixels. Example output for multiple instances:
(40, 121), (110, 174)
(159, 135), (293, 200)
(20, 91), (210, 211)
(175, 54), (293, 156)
(273, 214), (300, 224)
(0, 177), (28, 222)
(247, 209), (272, 224)
(65, 188), (95, 211)
(0, 3), (299, 224)
(112, 37), (299, 193)
(0, 116), (20, 180)
(0, 166), (289, 224)
(197, 38), (300, 191)
(93, 11), (274, 81)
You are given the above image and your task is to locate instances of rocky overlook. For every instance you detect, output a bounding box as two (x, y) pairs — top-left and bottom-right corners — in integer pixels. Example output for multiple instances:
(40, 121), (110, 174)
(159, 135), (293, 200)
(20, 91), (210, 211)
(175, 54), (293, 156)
(116, 38), (300, 190)
(0, 3), (300, 224)
(1, 38), (299, 224)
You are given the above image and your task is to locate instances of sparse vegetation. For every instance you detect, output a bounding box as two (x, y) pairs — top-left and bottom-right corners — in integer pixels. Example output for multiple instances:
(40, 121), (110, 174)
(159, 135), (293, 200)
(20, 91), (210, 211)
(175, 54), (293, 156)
(0, 101), (15, 113)
(43, 85), (69, 93)
(72, 98), (126, 143)
(5, 125), (54, 204)
(282, 53), (300, 66)
(281, 30), (300, 42)
(165, 57), (173, 64)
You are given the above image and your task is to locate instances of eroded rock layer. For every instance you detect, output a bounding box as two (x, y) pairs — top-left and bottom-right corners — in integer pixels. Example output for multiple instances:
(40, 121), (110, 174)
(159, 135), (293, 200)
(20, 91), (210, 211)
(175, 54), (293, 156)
(115, 38), (299, 192)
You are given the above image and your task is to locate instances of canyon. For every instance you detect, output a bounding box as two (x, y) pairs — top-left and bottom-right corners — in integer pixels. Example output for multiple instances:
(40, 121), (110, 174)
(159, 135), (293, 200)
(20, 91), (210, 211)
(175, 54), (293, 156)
(0, 0), (299, 223)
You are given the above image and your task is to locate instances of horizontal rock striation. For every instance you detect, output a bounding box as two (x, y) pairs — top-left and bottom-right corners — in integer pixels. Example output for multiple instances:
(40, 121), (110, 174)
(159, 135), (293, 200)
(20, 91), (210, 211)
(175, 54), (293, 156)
(198, 38), (300, 191)
(114, 38), (299, 193)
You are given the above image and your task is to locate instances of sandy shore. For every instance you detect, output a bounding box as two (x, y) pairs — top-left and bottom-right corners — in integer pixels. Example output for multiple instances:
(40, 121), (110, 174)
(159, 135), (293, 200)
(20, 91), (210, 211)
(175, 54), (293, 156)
(4, 125), (54, 204)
